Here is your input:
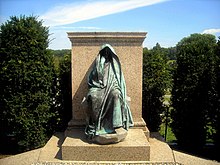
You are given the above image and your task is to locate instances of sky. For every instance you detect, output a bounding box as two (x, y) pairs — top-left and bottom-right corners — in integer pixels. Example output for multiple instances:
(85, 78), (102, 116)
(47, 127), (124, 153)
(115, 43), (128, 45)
(0, 0), (220, 50)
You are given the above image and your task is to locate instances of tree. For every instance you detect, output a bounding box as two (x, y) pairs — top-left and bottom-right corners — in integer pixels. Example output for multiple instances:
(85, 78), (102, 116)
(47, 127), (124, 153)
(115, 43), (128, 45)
(171, 33), (217, 150)
(50, 49), (71, 69)
(56, 53), (72, 131)
(142, 43), (171, 131)
(167, 47), (177, 60)
(50, 49), (71, 57)
(0, 16), (56, 151)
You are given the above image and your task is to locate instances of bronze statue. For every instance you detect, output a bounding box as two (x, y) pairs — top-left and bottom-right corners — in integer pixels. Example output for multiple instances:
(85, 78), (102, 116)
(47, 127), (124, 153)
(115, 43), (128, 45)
(85, 44), (133, 144)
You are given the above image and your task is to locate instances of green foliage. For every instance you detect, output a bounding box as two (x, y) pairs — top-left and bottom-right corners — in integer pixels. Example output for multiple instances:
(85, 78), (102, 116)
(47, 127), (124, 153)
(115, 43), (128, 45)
(171, 33), (217, 151)
(55, 53), (72, 131)
(50, 49), (71, 57)
(142, 43), (172, 131)
(51, 49), (71, 70)
(159, 123), (177, 142)
(0, 15), (56, 151)
(166, 47), (177, 60)
(213, 37), (220, 150)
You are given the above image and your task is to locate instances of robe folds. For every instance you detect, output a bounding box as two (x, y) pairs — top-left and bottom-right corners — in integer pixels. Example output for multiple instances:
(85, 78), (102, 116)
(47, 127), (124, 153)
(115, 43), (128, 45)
(85, 44), (134, 138)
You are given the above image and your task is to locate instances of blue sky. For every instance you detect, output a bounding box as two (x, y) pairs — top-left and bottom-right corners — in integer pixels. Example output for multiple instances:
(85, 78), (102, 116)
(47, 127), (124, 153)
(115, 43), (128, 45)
(1, 0), (220, 50)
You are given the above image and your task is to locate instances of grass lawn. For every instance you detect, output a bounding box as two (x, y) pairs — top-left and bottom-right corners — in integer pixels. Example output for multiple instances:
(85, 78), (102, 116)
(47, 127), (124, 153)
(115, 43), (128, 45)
(160, 93), (176, 142)
(159, 122), (177, 143)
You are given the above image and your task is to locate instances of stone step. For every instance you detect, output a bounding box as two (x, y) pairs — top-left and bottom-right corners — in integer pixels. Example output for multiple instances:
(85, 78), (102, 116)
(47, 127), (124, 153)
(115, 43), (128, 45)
(62, 129), (150, 161)
(33, 161), (182, 165)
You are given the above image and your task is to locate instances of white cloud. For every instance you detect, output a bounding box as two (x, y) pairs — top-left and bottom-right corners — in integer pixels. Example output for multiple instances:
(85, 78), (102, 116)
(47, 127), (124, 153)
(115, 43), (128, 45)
(202, 28), (220, 35)
(40, 0), (167, 27)
(43, 0), (168, 49)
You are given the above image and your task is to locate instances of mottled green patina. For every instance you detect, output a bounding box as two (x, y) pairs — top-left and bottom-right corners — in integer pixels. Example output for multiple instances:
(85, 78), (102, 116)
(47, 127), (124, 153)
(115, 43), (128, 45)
(85, 44), (133, 140)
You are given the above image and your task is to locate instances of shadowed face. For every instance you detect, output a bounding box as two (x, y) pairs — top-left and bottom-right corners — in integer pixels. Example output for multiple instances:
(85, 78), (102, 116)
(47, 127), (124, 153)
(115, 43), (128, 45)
(100, 47), (113, 62)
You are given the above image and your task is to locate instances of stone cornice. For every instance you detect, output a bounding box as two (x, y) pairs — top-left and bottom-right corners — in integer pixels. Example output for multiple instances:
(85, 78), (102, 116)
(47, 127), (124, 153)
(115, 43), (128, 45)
(67, 32), (147, 46)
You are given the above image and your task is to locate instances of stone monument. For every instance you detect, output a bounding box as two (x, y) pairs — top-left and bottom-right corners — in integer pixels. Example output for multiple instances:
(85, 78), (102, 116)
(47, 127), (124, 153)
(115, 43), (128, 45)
(62, 32), (150, 161)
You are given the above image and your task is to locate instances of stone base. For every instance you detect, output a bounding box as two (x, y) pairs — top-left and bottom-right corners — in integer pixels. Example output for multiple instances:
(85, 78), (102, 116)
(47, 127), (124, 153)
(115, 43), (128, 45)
(93, 127), (128, 144)
(62, 129), (150, 161)
(67, 118), (150, 141)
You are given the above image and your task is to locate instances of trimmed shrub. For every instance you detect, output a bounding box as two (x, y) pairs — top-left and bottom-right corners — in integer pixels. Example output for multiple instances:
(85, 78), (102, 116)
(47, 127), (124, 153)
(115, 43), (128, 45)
(0, 16), (56, 151)
(213, 37), (220, 150)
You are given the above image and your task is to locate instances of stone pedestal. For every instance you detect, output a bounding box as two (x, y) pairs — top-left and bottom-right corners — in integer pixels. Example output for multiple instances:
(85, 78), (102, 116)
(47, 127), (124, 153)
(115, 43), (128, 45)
(68, 32), (148, 132)
(62, 32), (150, 161)
(62, 129), (150, 161)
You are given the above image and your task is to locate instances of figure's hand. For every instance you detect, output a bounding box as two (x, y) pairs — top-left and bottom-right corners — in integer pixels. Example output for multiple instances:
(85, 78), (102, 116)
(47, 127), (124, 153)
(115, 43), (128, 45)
(99, 80), (105, 88)
(99, 80), (103, 84)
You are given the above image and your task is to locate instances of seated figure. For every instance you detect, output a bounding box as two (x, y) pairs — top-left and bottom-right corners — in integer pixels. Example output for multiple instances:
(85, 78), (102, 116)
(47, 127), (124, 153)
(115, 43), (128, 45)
(85, 44), (134, 144)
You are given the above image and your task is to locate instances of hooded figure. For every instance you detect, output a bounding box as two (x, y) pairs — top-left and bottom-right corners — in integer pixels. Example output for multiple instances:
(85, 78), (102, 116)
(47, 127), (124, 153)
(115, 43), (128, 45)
(85, 44), (134, 142)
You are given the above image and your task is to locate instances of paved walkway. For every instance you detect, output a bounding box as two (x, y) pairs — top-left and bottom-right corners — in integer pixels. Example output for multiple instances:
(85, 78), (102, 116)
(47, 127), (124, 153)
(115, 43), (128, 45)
(0, 132), (219, 165)
(150, 132), (219, 165)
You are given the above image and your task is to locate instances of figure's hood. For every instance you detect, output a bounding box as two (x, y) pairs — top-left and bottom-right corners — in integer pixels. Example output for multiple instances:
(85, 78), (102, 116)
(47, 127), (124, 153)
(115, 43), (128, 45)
(100, 44), (117, 55)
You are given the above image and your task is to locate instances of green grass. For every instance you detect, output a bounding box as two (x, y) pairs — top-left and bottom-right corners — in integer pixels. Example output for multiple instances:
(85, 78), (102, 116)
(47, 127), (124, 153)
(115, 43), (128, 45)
(159, 123), (177, 143)
(160, 93), (176, 142)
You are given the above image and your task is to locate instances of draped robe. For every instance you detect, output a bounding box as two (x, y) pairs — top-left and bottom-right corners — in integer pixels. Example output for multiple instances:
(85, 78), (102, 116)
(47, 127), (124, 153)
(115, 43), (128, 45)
(85, 44), (133, 138)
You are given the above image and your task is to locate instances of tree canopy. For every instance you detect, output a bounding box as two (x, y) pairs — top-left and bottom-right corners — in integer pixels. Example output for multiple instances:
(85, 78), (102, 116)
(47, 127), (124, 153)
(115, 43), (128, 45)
(0, 16), (56, 151)
(171, 33), (218, 150)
